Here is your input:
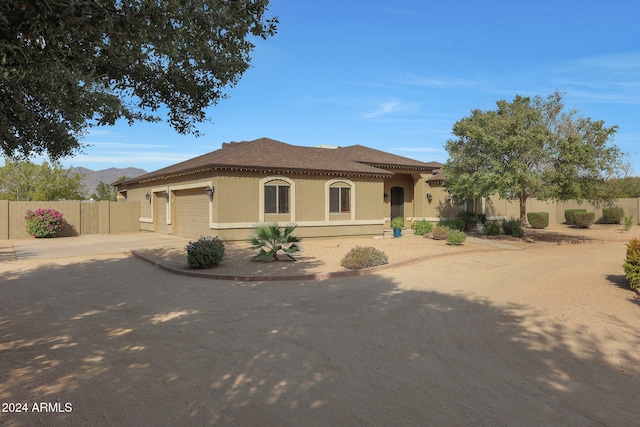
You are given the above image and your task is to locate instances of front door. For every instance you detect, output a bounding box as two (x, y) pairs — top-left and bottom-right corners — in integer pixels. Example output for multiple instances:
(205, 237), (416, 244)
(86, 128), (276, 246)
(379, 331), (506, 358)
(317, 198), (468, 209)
(390, 186), (404, 219)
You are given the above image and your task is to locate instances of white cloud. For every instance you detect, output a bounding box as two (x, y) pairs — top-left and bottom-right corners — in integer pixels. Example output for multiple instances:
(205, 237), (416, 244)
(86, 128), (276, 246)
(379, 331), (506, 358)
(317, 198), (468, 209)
(393, 147), (443, 153)
(361, 100), (421, 119)
(396, 73), (480, 88)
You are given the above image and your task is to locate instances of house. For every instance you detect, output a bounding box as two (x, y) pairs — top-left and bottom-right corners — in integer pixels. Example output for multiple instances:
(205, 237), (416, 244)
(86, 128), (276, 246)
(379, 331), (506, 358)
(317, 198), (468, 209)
(114, 138), (450, 240)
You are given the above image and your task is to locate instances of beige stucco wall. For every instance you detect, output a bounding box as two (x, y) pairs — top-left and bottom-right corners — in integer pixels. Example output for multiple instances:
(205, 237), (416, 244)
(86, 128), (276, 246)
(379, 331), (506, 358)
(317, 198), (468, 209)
(0, 200), (8, 239)
(119, 170), (387, 240)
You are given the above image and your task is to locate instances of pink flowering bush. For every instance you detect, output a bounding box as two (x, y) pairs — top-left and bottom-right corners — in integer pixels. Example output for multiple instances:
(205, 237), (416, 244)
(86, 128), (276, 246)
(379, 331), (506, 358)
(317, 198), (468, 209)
(25, 209), (64, 238)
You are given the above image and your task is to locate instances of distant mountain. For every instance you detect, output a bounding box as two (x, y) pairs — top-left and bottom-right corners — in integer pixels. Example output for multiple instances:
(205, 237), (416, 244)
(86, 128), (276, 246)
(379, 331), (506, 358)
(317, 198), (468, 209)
(71, 167), (147, 196)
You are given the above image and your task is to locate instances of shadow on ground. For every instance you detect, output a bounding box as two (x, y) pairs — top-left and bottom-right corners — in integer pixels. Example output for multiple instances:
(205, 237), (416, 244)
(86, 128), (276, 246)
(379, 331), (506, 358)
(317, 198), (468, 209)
(0, 256), (639, 426)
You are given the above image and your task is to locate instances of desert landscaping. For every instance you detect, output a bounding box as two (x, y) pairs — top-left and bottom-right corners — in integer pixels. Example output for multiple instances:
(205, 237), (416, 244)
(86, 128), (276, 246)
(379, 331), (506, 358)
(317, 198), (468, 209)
(1, 224), (639, 426)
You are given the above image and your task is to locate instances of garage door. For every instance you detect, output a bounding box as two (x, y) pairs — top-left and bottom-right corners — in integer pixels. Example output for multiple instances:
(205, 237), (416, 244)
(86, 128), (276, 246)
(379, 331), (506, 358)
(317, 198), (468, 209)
(174, 188), (210, 238)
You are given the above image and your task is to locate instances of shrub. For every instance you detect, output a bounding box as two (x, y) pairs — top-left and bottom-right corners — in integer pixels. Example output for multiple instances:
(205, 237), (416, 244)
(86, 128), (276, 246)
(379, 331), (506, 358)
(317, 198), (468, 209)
(248, 223), (301, 261)
(455, 210), (477, 230)
(390, 217), (404, 230)
(565, 208), (587, 225)
(484, 220), (501, 235)
(623, 238), (640, 290)
(439, 218), (465, 231)
(624, 212), (634, 231)
(573, 212), (595, 228)
(502, 217), (524, 237)
(527, 212), (549, 229)
(25, 208), (64, 238)
(601, 207), (624, 224)
(341, 246), (388, 270)
(413, 219), (434, 236)
(446, 229), (466, 246)
(186, 236), (225, 269)
(432, 226), (448, 240)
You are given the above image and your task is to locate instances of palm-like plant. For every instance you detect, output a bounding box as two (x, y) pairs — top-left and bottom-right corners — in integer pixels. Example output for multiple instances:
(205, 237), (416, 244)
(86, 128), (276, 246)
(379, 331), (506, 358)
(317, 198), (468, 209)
(248, 223), (301, 261)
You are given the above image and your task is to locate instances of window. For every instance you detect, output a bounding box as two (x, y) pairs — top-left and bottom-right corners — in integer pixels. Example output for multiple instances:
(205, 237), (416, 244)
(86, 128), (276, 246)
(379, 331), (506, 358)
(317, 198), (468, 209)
(330, 187), (350, 213)
(264, 185), (289, 214)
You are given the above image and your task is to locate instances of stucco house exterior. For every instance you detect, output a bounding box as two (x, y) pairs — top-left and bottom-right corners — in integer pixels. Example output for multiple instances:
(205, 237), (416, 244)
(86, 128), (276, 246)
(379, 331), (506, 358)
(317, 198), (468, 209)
(115, 137), (452, 240)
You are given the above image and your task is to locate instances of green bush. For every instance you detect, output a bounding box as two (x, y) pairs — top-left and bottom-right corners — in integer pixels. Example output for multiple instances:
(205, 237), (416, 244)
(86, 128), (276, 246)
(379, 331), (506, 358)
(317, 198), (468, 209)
(390, 217), (404, 230)
(439, 218), (465, 231)
(25, 208), (64, 238)
(502, 217), (524, 237)
(413, 219), (434, 236)
(624, 213), (634, 231)
(601, 207), (624, 224)
(565, 208), (587, 225)
(249, 223), (301, 261)
(432, 226), (448, 240)
(623, 238), (640, 290)
(186, 236), (225, 269)
(527, 212), (549, 229)
(573, 212), (595, 228)
(446, 229), (466, 246)
(484, 220), (501, 235)
(341, 246), (388, 270)
(455, 210), (477, 230)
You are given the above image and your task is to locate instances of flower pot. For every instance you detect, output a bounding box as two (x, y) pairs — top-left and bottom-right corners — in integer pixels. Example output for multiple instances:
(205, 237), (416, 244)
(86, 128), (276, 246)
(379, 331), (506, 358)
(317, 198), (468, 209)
(393, 228), (402, 238)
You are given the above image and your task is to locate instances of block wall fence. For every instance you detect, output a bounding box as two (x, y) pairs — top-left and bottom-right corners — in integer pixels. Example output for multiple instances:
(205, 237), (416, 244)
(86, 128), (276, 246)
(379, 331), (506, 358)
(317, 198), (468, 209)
(0, 201), (140, 240)
(483, 196), (640, 225)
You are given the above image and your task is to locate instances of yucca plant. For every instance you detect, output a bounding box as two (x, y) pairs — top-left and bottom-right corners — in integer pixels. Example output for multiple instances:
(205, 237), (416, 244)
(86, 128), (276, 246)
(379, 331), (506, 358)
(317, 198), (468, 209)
(248, 223), (301, 261)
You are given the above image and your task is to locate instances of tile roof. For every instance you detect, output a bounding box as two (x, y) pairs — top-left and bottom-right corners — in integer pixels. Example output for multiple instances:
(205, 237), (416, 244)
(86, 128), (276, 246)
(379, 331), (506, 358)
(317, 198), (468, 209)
(117, 138), (442, 185)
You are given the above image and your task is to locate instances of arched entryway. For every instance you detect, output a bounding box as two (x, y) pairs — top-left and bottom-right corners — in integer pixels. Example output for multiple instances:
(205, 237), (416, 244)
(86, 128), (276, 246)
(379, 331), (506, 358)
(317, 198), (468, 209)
(390, 186), (404, 219)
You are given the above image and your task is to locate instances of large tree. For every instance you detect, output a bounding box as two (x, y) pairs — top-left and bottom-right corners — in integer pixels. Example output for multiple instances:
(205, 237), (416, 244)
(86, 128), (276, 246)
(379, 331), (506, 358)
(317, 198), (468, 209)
(0, 159), (85, 200)
(443, 91), (624, 228)
(0, 0), (277, 160)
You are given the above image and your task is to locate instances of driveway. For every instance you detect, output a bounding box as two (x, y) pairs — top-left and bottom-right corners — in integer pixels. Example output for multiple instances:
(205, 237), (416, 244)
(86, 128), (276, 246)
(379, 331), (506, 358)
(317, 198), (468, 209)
(8, 233), (193, 261)
(0, 230), (639, 426)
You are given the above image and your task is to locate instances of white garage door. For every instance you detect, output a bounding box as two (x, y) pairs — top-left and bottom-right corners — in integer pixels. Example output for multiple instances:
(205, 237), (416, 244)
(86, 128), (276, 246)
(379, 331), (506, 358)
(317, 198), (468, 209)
(174, 188), (210, 238)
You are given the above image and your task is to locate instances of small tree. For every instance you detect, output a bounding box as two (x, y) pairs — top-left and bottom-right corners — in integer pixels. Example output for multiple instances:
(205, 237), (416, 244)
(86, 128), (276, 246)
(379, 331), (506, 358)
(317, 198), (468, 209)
(0, 159), (84, 200)
(443, 91), (624, 232)
(95, 181), (118, 201)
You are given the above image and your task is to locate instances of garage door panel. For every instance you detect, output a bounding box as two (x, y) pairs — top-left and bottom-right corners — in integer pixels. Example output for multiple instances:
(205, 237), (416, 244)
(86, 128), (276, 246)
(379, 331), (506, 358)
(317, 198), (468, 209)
(175, 188), (209, 238)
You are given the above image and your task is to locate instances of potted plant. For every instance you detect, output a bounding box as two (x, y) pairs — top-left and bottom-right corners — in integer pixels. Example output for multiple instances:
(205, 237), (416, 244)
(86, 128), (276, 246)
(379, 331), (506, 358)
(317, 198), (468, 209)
(390, 217), (404, 237)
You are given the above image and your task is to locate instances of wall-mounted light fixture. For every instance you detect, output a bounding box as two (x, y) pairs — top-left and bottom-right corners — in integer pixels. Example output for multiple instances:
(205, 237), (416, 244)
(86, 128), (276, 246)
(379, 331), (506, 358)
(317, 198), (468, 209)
(383, 193), (389, 201)
(426, 193), (433, 203)
(485, 196), (492, 203)
(205, 186), (214, 200)
(161, 190), (169, 201)
(145, 192), (151, 202)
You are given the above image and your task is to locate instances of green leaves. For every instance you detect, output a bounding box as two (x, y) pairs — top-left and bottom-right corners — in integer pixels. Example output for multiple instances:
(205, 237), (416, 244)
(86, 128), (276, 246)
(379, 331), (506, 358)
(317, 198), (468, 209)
(0, 159), (85, 201)
(0, 0), (278, 160)
(248, 223), (301, 261)
(443, 91), (624, 223)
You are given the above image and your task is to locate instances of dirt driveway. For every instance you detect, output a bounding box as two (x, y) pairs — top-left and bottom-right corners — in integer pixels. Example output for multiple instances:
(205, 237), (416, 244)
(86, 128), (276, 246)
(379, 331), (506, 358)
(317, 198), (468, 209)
(1, 226), (639, 426)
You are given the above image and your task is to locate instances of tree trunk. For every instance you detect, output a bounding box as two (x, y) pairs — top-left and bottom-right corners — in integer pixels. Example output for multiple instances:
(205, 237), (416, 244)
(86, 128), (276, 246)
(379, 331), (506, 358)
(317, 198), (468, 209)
(519, 195), (527, 233)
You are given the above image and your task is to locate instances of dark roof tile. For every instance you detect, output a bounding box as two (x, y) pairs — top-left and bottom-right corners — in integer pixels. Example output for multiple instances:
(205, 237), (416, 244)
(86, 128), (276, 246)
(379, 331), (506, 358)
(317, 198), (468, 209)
(118, 138), (441, 185)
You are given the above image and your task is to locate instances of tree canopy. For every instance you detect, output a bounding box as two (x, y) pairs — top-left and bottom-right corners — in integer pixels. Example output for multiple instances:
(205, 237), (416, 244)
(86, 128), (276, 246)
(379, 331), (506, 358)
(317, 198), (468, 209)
(443, 91), (624, 226)
(0, 0), (278, 160)
(0, 159), (85, 200)
(92, 177), (128, 201)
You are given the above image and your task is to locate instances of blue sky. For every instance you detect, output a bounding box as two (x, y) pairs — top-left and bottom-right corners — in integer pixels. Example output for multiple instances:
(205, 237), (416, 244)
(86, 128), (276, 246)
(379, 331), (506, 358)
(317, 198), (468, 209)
(57, 0), (640, 174)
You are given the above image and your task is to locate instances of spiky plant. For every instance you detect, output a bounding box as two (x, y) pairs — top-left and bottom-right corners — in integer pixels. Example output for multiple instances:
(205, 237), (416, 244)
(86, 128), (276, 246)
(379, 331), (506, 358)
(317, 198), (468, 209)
(248, 223), (301, 261)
